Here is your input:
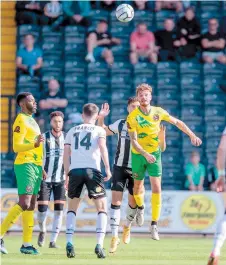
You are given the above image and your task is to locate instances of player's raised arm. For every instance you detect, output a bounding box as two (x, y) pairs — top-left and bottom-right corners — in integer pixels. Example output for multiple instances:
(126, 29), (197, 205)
(97, 103), (115, 136)
(98, 130), (112, 181)
(167, 116), (202, 146)
(13, 119), (43, 152)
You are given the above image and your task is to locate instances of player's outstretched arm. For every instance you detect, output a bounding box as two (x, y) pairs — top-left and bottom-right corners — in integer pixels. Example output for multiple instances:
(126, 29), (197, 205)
(98, 137), (112, 181)
(98, 103), (114, 136)
(128, 131), (156, 163)
(168, 116), (202, 146)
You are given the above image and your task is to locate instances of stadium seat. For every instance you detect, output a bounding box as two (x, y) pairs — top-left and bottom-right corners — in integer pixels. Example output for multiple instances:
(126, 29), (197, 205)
(111, 89), (131, 103)
(157, 90), (180, 106)
(88, 62), (109, 76)
(17, 25), (40, 42)
(65, 88), (86, 102)
(162, 149), (182, 167)
(181, 106), (203, 121)
(205, 137), (221, 153)
(64, 60), (86, 76)
(64, 43), (86, 57)
(64, 25), (86, 38)
(180, 75), (203, 91)
(111, 75), (132, 90)
(87, 75), (109, 90)
(203, 63), (223, 77)
(43, 59), (63, 73)
(42, 42), (62, 58)
(110, 103), (128, 120)
(157, 62), (178, 76)
(204, 76), (223, 93)
(87, 88), (109, 103)
(200, 12), (221, 32)
(205, 121), (225, 138)
(89, 10), (109, 23)
(42, 26), (63, 37)
(64, 74), (85, 90)
(133, 62), (156, 78)
(133, 10), (154, 29)
(111, 45), (130, 60)
(161, 122), (180, 138)
(204, 105), (226, 122)
(180, 61), (202, 76)
(17, 75), (40, 97)
(181, 90), (203, 106)
(157, 76), (179, 91)
(133, 76), (155, 91)
(163, 105), (180, 118)
(110, 25), (133, 38)
(204, 92), (226, 106)
(166, 136), (181, 148)
(110, 62), (132, 76)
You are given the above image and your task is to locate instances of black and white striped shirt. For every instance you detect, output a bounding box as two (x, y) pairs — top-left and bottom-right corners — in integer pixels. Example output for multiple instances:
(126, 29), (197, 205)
(108, 119), (131, 168)
(43, 131), (65, 182)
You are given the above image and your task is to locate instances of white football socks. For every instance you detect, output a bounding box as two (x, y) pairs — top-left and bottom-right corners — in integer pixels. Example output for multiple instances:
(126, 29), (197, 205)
(212, 213), (226, 256)
(96, 212), (107, 247)
(66, 211), (76, 245)
(110, 204), (120, 237)
(37, 211), (47, 233)
(125, 205), (137, 228)
(50, 210), (63, 243)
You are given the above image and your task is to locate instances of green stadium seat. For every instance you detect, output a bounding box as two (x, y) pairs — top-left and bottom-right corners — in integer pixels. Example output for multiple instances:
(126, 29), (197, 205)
(163, 105), (180, 118)
(65, 88), (86, 102)
(155, 10), (176, 30)
(64, 60), (86, 76)
(111, 75), (131, 90)
(200, 12), (221, 32)
(205, 137), (221, 152)
(203, 63), (223, 77)
(166, 136), (181, 148)
(90, 10), (109, 23)
(204, 77), (223, 93)
(205, 121), (225, 138)
(111, 45), (130, 60)
(110, 103), (127, 119)
(180, 61), (202, 76)
(111, 62), (132, 76)
(204, 93), (226, 106)
(42, 42), (63, 57)
(181, 106), (203, 121)
(65, 26), (86, 37)
(181, 90), (203, 106)
(88, 89), (109, 103)
(181, 76), (202, 91)
(133, 10), (154, 29)
(87, 75), (109, 90)
(157, 76), (179, 90)
(162, 122), (180, 138)
(18, 25), (40, 38)
(157, 90), (180, 106)
(162, 149), (182, 166)
(64, 75), (84, 88)
(133, 76), (155, 90)
(17, 75), (40, 97)
(205, 105), (225, 122)
(111, 89), (131, 103)
(110, 25), (133, 38)
(64, 43), (86, 56)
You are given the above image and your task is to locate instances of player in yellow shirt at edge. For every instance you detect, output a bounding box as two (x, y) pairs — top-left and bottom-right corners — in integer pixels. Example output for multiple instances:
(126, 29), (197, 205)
(0, 92), (44, 255)
(126, 84), (202, 240)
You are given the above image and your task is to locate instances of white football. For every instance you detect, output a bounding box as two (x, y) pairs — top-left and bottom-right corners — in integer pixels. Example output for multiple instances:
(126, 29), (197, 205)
(116, 4), (134, 23)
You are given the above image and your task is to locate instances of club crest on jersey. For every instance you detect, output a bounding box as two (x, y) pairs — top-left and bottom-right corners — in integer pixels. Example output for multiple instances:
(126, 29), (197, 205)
(26, 185), (32, 193)
(132, 173), (139, 179)
(96, 186), (102, 193)
(14, 126), (20, 133)
(136, 116), (152, 128)
(153, 114), (160, 121)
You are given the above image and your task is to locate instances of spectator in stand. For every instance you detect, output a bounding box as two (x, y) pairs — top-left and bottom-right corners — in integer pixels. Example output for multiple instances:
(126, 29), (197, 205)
(85, 20), (121, 65)
(155, 19), (178, 61)
(201, 19), (226, 64)
(62, 0), (91, 27)
(155, 0), (183, 13)
(184, 151), (206, 191)
(177, 7), (200, 46)
(133, 0), (149, 10)
(15, 1), (47, 25)
(100, 0), (116, 11)
(16, 34), (43, 76)
(42, 0), (63, 26)
(39, 79), (68, 118)
(130, 22), (157, 64)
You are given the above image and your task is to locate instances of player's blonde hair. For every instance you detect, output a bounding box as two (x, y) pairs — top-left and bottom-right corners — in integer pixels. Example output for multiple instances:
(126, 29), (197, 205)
(136, 83), (153, 95)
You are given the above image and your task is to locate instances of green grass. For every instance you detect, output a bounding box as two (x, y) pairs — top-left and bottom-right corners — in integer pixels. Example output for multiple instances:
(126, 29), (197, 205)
(1, 235), (226, 265)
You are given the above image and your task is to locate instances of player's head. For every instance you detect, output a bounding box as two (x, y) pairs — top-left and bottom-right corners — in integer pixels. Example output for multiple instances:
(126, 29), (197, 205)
(127, 97), (140, 113)
(136, 83), (152, 107)
(190, 151), (200, 165)
(97, 20), (108, 33)
(82, 103), (100, 123)
(50, 111), (64, 133)
(24, 34), (35, 47)
(16, 92), (37, 114)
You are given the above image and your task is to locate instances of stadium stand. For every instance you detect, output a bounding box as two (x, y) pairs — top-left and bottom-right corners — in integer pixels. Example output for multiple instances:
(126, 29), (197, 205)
(1, 0), (226, 191)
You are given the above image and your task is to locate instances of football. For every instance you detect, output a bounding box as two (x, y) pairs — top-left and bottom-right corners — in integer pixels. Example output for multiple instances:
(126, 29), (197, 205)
(115, 4), (134, 23)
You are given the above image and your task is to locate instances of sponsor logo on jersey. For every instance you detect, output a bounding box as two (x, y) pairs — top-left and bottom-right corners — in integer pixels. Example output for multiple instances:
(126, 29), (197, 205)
(136, 116), (152, 128)
(132, 173), (139, 179)
(14, 126), (20, 133)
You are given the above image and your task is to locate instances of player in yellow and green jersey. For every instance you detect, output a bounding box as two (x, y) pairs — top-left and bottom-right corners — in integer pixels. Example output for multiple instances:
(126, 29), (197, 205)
(0, 92), (44, 255)
(127, 84), (202, 241)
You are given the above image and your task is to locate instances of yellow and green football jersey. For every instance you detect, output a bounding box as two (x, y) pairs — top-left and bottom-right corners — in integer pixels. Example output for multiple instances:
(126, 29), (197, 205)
(13, 113), (43, 166)
(126, 106), (170, 154)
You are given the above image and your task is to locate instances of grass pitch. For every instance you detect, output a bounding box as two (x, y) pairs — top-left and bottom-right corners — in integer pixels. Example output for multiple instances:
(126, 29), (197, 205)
(1, 234), (226, 265)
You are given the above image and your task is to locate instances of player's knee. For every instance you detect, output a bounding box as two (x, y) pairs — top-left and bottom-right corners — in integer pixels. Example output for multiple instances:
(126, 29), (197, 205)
(38, 204), (48, 212)
(54, 203), (64, 211)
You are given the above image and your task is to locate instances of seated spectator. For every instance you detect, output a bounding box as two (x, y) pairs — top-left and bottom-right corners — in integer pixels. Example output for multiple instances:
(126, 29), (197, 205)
(155, 0), (183, 13)
(130, 22), (157, 64)
(208, 163), (219, 191)
(39, 79), (68, 126)
(85, 20), (121, 65)
(155, 19), (177, 61)
(42, 0), (63, 26)
(133, 0), (149, 10)
(16, 34), (43, 76)
(100, 0), (116, 11)
(62, 0), (91, 27)
(184, 151), (206, 191)
(201, 19), (226, 64)
(15, 1), (47, 25)
(177, 7), (200, 46)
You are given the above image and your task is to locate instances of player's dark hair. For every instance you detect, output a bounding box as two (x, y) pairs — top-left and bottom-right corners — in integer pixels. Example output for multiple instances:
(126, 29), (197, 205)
(16, 92), (32, 106)
(127, 97), (138, 106)
(83, 103), (99, 117)
(50, 111), (64, 120)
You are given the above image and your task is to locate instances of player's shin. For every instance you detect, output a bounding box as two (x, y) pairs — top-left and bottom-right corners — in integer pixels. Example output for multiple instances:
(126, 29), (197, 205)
(0, 204), (23, 238)
(50, 210), (64, 244)
(96, 211), (107, 248)
(151, 193), (161, 224)
(212, 213), (226, 256)
(66, 211), (76, 244)
(125, 205), (137, 227)
(22, 210), (34, 246)
(37, 205), (48, 233)
(110, 204), (120, 237)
